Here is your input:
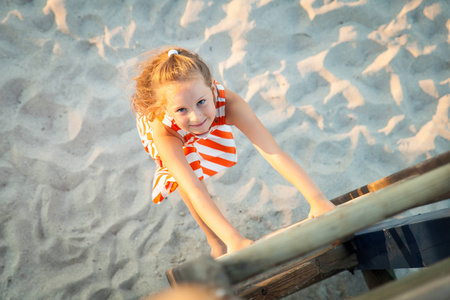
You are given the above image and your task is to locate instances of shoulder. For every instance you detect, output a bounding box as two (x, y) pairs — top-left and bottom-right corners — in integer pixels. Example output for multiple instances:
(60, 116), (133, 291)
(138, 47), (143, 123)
(211, 81), (255, 126)
(222, 88), (258, 127)
(214, 80), (225, 96)
(213, 80), (226, 107)
(212, 80), (239, 107)
(150, 117), (184, 142)
(224, 87), (246, 110)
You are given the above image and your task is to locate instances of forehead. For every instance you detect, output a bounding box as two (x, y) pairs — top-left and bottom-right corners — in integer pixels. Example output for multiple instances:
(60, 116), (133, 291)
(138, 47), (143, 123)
(163, 77), (210, 106)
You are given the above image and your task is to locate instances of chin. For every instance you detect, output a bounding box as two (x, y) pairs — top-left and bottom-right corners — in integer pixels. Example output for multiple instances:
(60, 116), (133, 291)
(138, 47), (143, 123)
(191, 120), (213, 135)
(192, 129), (209, 135)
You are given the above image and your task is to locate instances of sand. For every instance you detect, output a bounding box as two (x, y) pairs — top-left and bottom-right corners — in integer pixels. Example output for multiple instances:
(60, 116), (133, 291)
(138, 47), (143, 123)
(1, 0), (449, 299)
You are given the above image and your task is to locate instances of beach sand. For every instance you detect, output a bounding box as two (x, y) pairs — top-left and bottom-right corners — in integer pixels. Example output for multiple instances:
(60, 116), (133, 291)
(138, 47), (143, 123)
(1, 0), (449, 299)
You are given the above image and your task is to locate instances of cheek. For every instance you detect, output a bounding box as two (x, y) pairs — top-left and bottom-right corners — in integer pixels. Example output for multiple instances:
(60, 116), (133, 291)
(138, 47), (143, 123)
(207, 102), (216, 116)
(174, 115), (188, 126)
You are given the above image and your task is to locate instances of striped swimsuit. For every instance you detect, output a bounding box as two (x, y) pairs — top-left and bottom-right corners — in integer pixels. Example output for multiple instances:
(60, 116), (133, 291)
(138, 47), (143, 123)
(136, 82), (237, 204)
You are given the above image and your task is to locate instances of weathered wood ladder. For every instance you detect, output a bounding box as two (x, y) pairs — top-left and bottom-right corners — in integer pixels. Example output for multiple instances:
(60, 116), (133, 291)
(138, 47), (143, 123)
(166, 151), (450, 300)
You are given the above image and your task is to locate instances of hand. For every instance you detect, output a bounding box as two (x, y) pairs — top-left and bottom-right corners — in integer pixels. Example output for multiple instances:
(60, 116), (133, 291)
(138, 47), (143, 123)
(226, 238), (254, 255)
(308, 200), (336, 219)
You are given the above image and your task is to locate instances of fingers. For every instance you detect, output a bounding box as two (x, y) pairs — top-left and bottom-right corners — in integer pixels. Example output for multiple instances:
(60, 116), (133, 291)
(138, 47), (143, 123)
(307, 213), (315, 219)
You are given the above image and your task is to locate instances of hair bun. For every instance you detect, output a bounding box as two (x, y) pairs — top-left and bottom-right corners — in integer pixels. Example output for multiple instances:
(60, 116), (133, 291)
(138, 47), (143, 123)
(168, 49), (178, 57)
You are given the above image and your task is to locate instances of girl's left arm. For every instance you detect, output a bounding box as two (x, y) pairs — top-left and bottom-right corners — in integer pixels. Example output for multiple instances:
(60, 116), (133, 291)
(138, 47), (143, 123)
(225, 89), (335, 218)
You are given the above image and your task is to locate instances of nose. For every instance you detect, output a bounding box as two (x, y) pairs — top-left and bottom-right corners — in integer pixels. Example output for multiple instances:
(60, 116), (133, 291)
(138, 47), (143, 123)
(190, 109), (202, 123)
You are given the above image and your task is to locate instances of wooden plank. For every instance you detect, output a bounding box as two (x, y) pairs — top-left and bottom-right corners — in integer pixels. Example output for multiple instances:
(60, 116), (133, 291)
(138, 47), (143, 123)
(233, 208), (450, 298)
(353, 257), (450, 300)
(259, 151), (450, 242)
(229, 154), (450, 297)
(166, 153), (450, 297)
(233, 241), (357, 299)
(217, 164), (450, 284)
(361, 270), (396, 290)
(354, 208), (450, 270)
(331, 150), (450, 205)
(165, 255), (233, 291)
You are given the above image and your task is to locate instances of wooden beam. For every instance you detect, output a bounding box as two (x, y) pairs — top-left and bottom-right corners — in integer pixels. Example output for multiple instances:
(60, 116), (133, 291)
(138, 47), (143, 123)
(165, 255), (233, 291)
(166, 153), (450, 298)
(354, 208), (450, 270)
(329, 151), (450, 292)
(233, 241), (357, 299)
(232, 208), (450, 298)
(331, 150), (450, 205)
(218, 163), (450, 284)
(229, 153), (450, 297)
(352, 257), (450, 300)
(361, 270), (396, 290)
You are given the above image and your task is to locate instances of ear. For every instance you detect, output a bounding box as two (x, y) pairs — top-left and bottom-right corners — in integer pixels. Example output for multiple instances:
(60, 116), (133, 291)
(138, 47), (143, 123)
(210, 80), (217, 100)
(164, 105), (173, 118)
(162, 100), (171, 118)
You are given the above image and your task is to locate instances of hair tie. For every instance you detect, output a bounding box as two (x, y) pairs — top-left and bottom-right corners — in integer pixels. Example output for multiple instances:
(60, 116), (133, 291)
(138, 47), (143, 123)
(168, 49), (178, 57)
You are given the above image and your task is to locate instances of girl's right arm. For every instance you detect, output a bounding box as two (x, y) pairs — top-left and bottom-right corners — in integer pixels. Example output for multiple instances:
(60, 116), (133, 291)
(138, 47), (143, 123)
(225, 89), (335, 218)
(150, 119), (249, 248)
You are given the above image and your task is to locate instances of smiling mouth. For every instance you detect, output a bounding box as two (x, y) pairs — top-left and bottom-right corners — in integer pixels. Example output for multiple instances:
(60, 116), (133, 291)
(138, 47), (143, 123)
(191, 119), (207, 127)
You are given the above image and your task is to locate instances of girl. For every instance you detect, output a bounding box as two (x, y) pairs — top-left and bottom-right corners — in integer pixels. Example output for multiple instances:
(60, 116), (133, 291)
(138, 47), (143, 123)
(131, 47), (335, 258)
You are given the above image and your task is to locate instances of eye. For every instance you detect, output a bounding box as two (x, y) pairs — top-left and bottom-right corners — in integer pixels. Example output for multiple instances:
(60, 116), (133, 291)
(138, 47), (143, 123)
(176, 108), (187, 113)
(197, 99), (206, 105)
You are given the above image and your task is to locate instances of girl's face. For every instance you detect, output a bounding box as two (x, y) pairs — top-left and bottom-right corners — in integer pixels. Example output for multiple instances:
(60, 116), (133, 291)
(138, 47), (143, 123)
(164, 77), (217, 135)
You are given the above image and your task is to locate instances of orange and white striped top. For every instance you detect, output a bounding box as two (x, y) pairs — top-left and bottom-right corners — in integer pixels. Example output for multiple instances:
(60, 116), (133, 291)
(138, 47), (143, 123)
(136, 82), (237, 204)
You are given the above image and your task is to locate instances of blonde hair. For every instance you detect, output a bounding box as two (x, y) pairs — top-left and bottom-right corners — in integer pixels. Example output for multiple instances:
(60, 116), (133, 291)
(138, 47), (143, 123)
(131, 46), (212, 121)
